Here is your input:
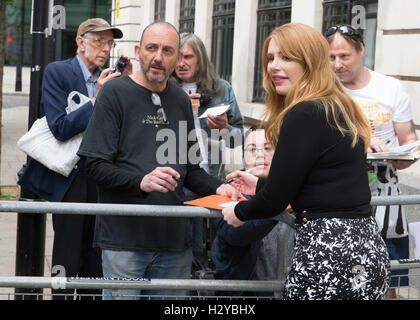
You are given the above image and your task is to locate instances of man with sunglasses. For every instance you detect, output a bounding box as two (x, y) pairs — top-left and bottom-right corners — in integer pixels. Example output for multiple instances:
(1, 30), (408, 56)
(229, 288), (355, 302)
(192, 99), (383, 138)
(18, 18), (131, 299)
(327, 24), (419, 298)
(77, 21), (237, 299)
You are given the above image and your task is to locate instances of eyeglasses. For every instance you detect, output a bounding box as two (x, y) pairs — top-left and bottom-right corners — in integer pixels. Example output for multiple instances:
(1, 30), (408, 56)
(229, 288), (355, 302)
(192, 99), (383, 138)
(85, 36), (116, 49)
(325, 25), (363, 43)
(244, 146), (274, 157)
(151, 93), (168, 124)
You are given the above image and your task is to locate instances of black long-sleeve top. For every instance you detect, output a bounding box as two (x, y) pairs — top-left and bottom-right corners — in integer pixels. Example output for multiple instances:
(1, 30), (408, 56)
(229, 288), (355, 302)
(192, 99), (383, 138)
(84, 156), (221, 198)
(235, 100), (372, 221)
(77, 76), (223, 251)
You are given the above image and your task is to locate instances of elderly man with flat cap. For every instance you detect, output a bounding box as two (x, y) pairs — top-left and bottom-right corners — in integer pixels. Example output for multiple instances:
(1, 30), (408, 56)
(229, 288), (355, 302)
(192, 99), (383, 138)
(18, 18), (132, 300)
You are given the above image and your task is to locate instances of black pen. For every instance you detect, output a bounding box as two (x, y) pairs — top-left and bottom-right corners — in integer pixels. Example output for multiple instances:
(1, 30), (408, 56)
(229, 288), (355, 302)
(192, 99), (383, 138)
(223, 167), (256, 184)
(223, 177), (240, 184)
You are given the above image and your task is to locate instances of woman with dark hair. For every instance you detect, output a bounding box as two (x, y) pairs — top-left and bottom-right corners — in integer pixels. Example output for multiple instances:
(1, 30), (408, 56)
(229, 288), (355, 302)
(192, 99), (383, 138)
(222, 23), (390, 300)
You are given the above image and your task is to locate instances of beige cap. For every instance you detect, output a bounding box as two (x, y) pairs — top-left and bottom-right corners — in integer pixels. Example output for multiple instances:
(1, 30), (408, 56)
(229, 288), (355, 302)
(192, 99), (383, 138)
(77, 18), (123, 39)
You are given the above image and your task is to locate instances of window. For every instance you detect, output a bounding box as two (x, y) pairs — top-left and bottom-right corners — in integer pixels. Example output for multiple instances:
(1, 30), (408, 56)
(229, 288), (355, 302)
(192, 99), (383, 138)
(154, 0), (166, 21)
(323, 0), (378, 69)
(5, 0), (113, 66)
(211, 0), (235, 82)
(252, 0), (292, 102)
(179, 0), (195, 34)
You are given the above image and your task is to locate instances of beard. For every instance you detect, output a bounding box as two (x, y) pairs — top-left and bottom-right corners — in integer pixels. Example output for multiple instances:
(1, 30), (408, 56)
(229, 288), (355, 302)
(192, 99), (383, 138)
(140, 56), (174, 83)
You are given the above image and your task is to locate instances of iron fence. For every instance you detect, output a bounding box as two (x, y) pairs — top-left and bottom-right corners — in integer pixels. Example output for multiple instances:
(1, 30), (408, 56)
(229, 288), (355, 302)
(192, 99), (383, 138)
(1, 195), (420, 300)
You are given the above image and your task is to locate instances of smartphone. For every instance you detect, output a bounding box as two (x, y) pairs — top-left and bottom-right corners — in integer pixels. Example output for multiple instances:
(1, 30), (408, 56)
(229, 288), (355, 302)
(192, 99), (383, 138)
(114, 56), (128, 73)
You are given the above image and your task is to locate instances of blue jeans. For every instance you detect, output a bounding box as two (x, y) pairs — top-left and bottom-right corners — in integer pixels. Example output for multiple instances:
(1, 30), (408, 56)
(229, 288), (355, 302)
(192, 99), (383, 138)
(102, 248), (192, 300)
(385, 236), (409, 287)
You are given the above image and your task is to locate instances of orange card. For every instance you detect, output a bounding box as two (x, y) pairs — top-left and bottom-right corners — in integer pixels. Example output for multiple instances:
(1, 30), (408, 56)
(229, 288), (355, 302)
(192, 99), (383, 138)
(185, 194), (248, 211)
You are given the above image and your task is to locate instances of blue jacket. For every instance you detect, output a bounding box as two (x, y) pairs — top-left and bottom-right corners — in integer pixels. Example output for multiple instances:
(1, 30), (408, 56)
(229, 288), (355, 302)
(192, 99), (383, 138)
(211, 217), (278, 281)
(18, 56), (95, 202)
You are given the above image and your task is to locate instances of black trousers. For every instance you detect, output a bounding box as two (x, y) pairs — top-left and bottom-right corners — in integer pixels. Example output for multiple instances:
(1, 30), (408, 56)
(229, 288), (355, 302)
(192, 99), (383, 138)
(51, 163), (102, 300)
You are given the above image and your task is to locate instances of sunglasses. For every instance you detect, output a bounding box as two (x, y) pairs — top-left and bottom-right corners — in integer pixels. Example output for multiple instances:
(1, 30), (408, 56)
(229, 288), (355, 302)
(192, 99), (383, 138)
(325, 25), (363, 43)
(151, 93), (168, 124)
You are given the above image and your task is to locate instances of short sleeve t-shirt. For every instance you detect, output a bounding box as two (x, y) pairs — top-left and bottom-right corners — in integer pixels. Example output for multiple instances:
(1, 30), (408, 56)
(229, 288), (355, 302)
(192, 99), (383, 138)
(343, 69), (413, 149)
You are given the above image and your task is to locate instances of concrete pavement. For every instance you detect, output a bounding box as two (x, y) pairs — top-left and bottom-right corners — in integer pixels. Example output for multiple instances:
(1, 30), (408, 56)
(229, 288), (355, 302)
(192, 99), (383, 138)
(1, 66), (54, 299)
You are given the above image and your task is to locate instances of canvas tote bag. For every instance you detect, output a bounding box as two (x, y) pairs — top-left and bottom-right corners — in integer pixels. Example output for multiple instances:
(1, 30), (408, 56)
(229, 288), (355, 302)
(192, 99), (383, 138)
(17, 91), (91, 177)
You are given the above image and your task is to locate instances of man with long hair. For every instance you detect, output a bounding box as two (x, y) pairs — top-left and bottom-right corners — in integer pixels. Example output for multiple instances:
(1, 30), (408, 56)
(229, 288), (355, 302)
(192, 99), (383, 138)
(172, 33), (243, 267)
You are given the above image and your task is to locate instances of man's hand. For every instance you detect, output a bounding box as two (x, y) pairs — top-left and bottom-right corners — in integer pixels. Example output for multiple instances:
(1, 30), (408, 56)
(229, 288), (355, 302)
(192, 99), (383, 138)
(390, 120), (419, 170)
(120, 55), (133, 76)
(189, 93), (201, 111)
(92, 67), (122, 103)
(140, 167), (180, 193)
(207, 112), (229, 130)
(388, 159), (417, 170)
(368, 136), (390, 153)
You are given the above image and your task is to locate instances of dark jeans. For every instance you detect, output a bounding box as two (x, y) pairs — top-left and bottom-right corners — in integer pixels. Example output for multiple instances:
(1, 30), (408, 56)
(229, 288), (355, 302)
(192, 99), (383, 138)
(51, 164), (102, 300)
(385, 236), (409, 287)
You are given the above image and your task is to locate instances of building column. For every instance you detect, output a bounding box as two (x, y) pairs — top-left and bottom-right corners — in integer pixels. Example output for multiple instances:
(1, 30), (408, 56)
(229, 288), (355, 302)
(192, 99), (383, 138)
(111, 0), (155, 73)
(165, 0), (181, 30)
(291, 0), (323, 31)
(376, 0), (420, 136)
(194, 0), (213, 55)
(231, 0), (258, 103)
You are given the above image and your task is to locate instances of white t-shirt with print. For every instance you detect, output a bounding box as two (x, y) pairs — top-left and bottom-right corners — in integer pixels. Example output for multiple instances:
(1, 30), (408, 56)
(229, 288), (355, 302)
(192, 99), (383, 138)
(344, 69), (413, 238)
(343, 69), (413, 149)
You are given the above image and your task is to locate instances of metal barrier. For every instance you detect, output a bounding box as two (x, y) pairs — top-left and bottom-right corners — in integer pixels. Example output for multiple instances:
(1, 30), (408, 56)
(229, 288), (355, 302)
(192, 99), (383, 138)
(1, 195), (420, 300)
(0, 277), (280, 300)
(3, 194), (420, 216)
(389, 259), (420, 300)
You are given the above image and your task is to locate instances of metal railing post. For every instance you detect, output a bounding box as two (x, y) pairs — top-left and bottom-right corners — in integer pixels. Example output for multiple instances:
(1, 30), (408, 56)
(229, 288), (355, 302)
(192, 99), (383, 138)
(274, 218), (294, 299)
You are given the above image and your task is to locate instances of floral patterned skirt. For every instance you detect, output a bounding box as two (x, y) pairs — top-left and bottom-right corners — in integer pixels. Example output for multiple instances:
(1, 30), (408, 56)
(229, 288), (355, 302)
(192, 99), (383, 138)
(283, 216), (391, 300)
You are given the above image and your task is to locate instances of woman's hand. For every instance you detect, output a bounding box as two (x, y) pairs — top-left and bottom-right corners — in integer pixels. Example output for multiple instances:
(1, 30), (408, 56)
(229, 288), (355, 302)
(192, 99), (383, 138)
(215, 183), (240, 200)
(225, 170), (258, 195)
(221, 203), (244, 227)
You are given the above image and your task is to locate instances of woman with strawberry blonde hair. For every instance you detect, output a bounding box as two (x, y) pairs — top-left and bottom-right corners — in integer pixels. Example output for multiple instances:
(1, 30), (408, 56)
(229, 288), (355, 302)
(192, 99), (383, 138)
(222, 23), (390, 300)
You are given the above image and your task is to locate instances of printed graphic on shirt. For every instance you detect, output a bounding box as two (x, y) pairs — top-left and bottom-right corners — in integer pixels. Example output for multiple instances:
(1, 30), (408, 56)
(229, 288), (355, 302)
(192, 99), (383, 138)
(359, 101), (391, 133)
(142, 114), (168, 125)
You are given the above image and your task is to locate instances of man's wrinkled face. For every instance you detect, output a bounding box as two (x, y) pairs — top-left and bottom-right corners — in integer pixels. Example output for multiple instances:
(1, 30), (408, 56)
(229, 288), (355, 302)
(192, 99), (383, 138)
(78, 30), (114, 69)
(175, 44), (199, 83)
